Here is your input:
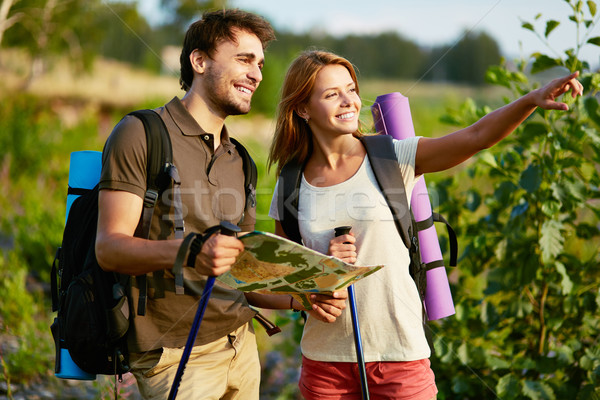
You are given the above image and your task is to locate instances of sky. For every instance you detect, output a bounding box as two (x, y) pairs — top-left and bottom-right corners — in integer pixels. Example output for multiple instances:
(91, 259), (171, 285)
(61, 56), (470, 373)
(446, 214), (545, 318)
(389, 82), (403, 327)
(222, 0), (599, 66)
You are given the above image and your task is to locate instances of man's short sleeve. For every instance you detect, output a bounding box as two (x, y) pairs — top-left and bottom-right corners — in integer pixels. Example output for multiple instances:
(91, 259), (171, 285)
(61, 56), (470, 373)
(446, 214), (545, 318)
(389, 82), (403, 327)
(99, 115), (148, 199)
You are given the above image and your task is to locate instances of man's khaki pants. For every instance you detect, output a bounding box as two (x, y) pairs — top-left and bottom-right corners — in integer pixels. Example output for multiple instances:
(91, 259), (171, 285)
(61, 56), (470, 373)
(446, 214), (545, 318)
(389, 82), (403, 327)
(129, 322), (260, 400)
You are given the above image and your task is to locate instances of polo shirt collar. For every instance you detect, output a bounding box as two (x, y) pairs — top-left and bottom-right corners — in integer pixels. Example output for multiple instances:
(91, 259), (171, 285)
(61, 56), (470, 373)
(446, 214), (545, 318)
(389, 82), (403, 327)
(165, 96), (235, 152)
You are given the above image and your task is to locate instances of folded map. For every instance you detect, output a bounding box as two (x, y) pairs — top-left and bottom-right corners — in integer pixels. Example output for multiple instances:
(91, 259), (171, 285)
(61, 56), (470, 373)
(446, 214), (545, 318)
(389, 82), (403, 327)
(216, 231), (383, 309)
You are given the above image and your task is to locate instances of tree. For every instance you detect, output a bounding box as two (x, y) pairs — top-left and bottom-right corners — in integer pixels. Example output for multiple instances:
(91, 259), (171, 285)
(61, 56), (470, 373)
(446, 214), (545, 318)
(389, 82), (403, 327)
(429, 1), (600, 398)
(2, 0), (104, 84)
(0, 0), (24, 49)
(159, 0), (227, 31)
(426, 30), (502, 85)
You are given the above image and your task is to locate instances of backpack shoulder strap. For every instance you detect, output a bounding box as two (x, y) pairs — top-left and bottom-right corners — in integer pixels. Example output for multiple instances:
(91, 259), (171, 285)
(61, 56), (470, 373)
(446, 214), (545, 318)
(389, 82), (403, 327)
(359, 134), (412, 249)
(128, 110), (175, 194)
(127, 109), (182, 315)
(230, 138), (257, 221)
(278, 158), (304, 244)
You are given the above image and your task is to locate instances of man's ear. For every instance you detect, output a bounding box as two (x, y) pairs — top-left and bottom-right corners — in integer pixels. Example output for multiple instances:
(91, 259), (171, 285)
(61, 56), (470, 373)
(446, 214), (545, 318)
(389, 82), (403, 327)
(190, 49), (206, 74)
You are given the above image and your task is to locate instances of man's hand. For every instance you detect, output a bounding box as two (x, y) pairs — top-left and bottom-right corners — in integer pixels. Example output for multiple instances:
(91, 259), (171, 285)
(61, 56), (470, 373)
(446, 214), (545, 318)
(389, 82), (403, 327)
(193, 233), (244, 276)
(307, 290), (348, 323)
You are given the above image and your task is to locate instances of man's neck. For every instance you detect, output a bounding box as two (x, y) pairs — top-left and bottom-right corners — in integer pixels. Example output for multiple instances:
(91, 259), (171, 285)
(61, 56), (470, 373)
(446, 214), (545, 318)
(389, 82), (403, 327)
(180, 91), (225, 150)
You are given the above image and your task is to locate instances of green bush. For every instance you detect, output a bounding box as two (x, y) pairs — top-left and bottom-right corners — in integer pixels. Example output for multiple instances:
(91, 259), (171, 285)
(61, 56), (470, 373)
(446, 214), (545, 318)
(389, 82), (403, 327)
(429, 2), (600, 398)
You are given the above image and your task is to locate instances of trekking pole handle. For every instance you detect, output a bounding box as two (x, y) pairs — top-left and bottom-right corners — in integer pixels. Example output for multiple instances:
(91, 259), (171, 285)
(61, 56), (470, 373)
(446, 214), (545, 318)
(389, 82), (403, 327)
(219, 221), (241, 238)
(334, 226), (352, 241)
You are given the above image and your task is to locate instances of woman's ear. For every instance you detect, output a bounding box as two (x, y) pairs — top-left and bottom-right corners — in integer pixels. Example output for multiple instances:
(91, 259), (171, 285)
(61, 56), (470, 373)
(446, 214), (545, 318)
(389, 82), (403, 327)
(189, 49), (206, 74)
(295, 106), (309, 121)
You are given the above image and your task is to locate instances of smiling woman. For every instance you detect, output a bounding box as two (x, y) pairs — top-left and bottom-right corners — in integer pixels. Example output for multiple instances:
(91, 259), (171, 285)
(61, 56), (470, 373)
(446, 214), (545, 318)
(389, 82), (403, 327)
(263, 48), (582, 400)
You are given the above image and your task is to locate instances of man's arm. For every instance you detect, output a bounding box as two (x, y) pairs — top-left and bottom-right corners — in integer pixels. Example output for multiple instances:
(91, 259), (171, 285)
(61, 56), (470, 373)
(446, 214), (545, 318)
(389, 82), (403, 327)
(95, 189), (243, 276)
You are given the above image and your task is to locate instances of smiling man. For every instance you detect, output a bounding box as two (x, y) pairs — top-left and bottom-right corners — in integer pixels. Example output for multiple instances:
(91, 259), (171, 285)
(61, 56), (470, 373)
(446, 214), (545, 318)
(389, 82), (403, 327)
(95, 9), (275, 399)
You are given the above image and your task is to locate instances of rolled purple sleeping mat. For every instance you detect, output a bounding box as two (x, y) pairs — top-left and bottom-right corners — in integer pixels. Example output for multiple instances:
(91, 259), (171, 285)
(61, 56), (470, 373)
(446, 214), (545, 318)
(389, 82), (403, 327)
(371, 92), (455, 320)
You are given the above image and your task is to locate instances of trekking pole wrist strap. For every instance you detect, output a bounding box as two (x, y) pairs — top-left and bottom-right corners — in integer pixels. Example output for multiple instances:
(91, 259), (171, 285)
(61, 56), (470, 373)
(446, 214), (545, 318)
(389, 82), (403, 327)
(172, 233), (202, 295)
(186, 234), (205, 268)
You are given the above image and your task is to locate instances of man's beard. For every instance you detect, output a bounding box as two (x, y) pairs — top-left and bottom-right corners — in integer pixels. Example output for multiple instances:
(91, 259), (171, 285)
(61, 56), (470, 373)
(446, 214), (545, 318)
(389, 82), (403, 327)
(205, 66), (252, 117)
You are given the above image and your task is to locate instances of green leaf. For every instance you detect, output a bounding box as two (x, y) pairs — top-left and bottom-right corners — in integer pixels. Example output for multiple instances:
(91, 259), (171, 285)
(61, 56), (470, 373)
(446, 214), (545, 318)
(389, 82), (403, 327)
(495, 181), (519, 204)
(522, 22), (535, 31)
(555, 261), (574, 294)
(497, 374), (520, 399)
(457, 341), (470, 364)
(551, 182), (569, 204)
(589, 1), (597, 16)
(487, 354), (512, 370)
(479, 150), (498, 168)
(588, 36), (600, 46)
(452, 375), (472, 394)
(510, 200), (530, 220)
(562, 178), (588, 203)
(583, 126), (600, 146)
(481, 301), (500, 326)
(522, 380), (556, 400)
(575, 222), (600, 238)
(465, 189), (481, 211)
(540, 219), (565, 264)
(541, 200), (561, 217)
(554, 343), (575, 364)
(545, 20), (560, 37)
(576, 385), (600, 400)
(580, 354), (596, 370)
(520, 164), (542, 193)
(494, 238), (507, 260)
(521, 122), (549, 141)
(531, 55), (562, 74)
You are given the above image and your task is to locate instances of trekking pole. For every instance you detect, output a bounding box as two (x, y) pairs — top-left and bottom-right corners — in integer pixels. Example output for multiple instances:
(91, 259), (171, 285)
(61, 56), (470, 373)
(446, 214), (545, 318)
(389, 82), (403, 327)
(168, 221), (241, 400)
(334, 226), (370, 400)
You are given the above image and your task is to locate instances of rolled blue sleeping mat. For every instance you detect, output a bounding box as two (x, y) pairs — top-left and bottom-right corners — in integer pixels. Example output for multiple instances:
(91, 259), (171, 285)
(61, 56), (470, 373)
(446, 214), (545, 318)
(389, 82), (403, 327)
(55, 150), (101, 380)
(65, 151), (102, 222)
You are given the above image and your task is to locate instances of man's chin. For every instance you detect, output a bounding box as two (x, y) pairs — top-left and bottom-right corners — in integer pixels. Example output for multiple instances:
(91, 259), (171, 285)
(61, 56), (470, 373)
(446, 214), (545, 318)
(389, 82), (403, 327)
(225, 103), (252, 116)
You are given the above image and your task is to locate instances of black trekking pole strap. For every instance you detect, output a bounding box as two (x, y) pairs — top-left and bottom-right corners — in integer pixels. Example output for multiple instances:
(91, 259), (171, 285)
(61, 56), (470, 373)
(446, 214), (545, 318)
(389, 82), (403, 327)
(172, 232), (199, 295)
(252, 309), (282, 336)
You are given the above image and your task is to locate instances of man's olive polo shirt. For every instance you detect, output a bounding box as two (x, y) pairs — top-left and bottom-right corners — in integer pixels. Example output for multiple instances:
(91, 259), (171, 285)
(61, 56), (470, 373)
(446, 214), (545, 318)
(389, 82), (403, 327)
(99, 97), (257, 353)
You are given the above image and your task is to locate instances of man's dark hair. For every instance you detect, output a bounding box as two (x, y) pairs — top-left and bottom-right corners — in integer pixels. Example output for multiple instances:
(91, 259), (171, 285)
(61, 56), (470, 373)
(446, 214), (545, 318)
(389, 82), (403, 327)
(179, 9), (275, 91)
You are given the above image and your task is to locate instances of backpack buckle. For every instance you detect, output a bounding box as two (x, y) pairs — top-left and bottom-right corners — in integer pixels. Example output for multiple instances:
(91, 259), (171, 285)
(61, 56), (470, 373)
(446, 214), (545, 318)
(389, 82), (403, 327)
(144, 189), (159, 208)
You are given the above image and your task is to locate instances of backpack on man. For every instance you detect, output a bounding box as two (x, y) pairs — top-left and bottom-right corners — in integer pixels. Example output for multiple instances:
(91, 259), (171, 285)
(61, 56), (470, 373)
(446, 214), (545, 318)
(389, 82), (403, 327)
(50, 109), (260, 379)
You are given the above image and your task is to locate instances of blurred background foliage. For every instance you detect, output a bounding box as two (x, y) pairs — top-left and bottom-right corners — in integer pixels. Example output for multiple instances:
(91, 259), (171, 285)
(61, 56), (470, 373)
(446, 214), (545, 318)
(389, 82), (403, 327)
(0, 0), (599, 399)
